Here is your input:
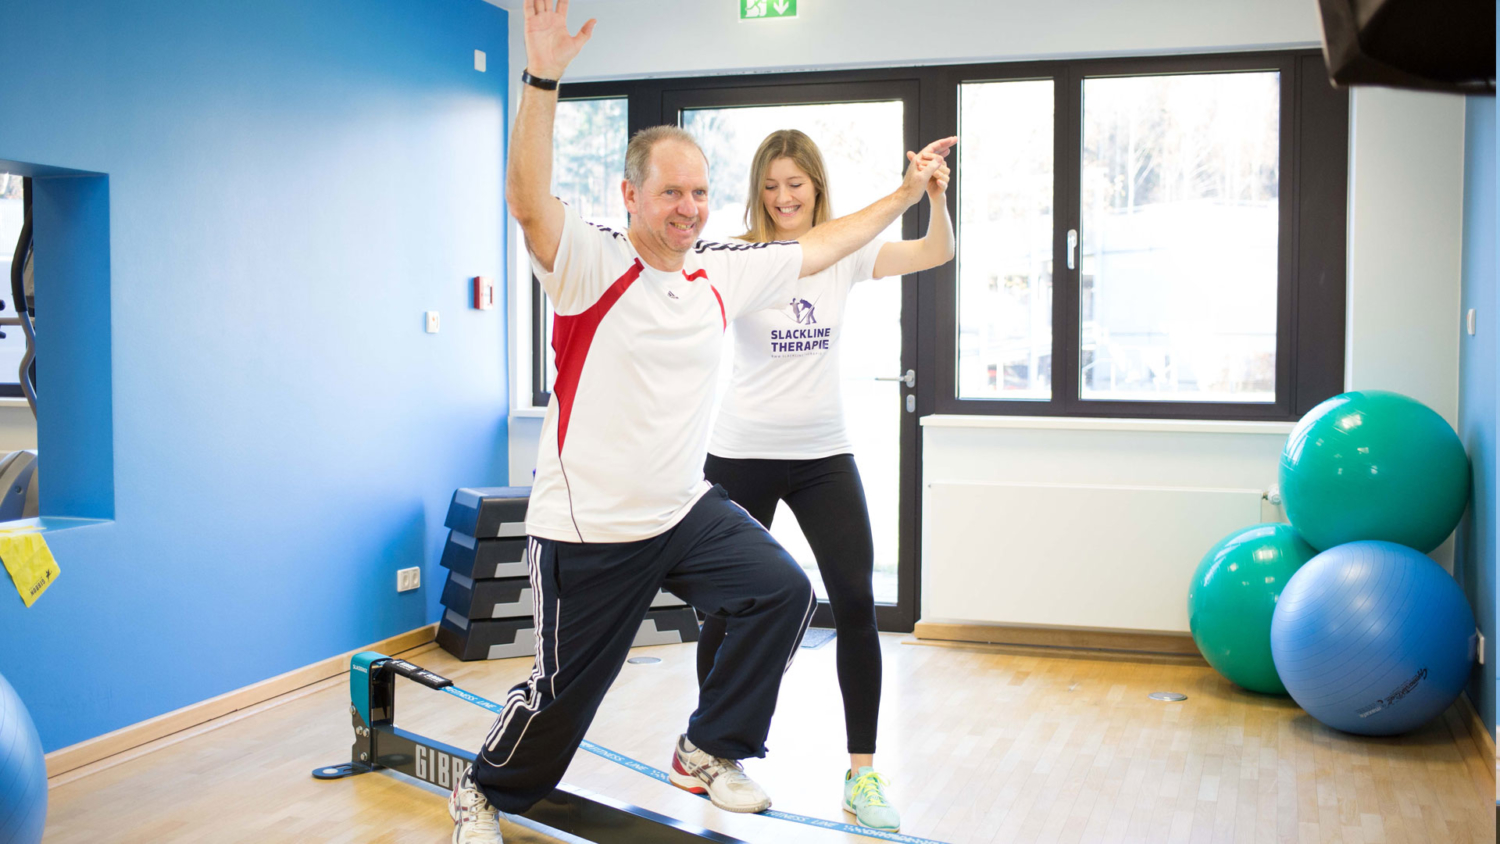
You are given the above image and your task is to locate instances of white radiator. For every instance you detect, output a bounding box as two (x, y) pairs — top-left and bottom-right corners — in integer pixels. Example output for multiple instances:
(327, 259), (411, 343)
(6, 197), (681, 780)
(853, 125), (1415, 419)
(924, 481), (1266, 633)
(920, 416), (1293, 634)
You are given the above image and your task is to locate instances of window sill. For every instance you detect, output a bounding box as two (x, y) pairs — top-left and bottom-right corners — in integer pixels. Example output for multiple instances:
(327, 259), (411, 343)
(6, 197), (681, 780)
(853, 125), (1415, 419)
(510, 407), (548, 420)
(919, 414), (1297, 436)
(0, 398), (32, 409)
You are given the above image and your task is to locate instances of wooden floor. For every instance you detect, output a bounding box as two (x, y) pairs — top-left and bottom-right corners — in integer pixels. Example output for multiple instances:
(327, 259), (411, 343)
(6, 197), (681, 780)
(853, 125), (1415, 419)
(44, 633), (1494, 843)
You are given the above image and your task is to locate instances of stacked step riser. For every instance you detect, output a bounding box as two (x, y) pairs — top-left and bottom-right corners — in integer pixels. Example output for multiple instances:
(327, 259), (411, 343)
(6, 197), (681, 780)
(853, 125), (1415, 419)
(436, 486), (699, 661)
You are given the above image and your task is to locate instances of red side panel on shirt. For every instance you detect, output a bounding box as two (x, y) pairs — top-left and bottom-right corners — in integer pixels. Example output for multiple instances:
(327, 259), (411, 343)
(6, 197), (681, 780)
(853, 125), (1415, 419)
(710, 286), (725, 330)
(551, 260), (643, 451)
(682, 269), (723, 329)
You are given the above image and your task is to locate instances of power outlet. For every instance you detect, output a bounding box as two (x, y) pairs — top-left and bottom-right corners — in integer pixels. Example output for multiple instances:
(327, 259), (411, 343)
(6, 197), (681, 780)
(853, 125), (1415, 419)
(425, 311), (440, 334)
(397, 566), (421, 593)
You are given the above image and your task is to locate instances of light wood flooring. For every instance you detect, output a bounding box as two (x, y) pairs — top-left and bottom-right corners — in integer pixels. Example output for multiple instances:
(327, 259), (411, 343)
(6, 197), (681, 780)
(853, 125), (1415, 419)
(44, 633), (1494, 843)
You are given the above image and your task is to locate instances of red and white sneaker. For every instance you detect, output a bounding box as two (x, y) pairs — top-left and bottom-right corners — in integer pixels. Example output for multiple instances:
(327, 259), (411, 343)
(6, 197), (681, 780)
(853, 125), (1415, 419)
(449, 766), (504, 844)
(667, 734), (772, 813)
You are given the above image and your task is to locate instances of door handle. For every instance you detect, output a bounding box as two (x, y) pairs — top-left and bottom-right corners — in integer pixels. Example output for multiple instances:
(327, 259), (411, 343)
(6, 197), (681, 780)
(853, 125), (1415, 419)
(1067, 229), (1078, 270)
(876, 369), (916, 388)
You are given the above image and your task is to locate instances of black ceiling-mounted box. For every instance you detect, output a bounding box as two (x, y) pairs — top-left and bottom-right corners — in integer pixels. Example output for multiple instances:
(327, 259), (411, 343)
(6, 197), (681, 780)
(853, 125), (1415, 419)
(1317, 0), (1495, 94)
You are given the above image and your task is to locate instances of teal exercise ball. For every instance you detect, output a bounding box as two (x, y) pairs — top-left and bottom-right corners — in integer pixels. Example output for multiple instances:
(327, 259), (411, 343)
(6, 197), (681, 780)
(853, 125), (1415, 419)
(1279, 391), (1469, 552)
(1187, 523), (1317, 695)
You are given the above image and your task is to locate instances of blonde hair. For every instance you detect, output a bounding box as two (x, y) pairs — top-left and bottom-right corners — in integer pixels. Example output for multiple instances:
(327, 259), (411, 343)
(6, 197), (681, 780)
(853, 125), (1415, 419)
(740, 130), (832, 243)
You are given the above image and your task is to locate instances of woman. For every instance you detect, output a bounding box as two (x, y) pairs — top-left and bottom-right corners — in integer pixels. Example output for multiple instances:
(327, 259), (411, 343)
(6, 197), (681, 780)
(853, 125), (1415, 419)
(698, 129), (953, 833)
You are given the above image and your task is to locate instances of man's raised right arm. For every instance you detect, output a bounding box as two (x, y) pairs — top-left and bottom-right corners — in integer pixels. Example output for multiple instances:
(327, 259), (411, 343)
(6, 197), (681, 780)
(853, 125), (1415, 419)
(507, 0), (596, 274)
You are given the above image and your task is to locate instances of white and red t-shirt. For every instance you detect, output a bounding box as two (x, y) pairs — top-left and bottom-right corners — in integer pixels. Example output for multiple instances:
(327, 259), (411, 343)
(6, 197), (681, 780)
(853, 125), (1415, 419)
(709, 238), (885, 460)
(527, 203), (803, 543)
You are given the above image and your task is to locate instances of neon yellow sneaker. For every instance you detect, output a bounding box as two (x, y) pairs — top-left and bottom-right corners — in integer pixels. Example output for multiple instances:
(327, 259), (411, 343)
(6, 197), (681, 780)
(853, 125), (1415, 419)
(842, 766), (900, 832)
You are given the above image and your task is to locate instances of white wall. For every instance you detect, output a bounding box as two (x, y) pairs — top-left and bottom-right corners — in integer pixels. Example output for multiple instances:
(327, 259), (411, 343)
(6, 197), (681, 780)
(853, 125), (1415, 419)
(547, 0), (1321, 81)
(0, 403), (35, 451)
(1346, 87), (1467, 427)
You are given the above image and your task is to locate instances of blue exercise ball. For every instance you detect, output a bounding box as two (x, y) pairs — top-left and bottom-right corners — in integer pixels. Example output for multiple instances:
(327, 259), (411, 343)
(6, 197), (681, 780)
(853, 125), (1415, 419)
(0, 672), (45, 844)
(1270, 541), (1474, 736)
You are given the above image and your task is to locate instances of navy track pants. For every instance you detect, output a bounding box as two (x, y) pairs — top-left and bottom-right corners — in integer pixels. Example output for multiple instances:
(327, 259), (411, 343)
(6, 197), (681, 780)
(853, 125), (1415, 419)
(470, 486), (815, 813)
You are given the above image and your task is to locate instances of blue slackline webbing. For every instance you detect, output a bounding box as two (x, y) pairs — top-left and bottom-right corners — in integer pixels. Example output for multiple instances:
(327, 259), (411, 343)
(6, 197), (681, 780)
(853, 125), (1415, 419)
(437, 683), (952, 844)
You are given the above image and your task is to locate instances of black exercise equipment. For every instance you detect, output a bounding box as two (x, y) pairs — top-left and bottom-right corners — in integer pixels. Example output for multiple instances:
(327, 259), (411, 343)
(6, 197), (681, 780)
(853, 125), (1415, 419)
(436, 487), (700, 662)
(315, 651), (748, 843)
(7, 176), (35, 410)
(0, 450), (39, 521)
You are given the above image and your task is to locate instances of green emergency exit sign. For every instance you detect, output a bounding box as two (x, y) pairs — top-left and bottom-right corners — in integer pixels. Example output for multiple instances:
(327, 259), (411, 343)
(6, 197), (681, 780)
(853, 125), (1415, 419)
(742, 0), (797, 20)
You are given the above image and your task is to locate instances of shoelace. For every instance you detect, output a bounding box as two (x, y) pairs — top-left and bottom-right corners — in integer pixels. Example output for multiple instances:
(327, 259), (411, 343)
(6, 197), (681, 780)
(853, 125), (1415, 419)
(851, 771), (891, 807)
(702, 754), (749, 784)
(458, 789), (502, 834)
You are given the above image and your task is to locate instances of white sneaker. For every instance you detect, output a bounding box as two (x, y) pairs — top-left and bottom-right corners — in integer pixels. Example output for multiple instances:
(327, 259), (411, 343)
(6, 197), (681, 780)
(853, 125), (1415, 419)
(667, 734), (772, 813)
(449, 766), (504, 844)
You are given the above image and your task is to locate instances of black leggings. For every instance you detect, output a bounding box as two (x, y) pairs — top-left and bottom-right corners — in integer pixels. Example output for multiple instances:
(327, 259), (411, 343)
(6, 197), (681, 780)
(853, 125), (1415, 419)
(699, 452), (881, 755)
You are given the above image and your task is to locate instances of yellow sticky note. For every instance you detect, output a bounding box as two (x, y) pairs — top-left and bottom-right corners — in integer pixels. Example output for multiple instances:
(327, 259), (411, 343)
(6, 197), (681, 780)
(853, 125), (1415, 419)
(0, 528), (59, 607)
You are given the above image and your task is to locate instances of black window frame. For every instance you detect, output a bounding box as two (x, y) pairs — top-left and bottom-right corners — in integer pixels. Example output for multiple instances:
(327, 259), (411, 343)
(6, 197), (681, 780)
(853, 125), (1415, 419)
(933, 51), (1347, 420)
(530, 49), (1348, 422)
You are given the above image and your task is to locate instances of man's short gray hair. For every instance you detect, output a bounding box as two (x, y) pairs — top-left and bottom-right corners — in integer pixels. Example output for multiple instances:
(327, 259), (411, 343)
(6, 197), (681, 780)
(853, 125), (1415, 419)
(624, 125), (708, 187)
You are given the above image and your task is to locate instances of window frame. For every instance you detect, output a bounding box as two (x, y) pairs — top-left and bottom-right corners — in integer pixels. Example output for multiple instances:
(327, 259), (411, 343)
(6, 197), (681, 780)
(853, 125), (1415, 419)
(931, 51), (1347, 421)
(531, 49), (1347, 423)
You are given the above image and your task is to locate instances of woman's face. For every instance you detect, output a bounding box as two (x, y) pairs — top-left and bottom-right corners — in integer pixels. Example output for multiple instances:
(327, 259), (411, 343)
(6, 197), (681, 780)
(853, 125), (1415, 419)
(761, 157), (818, 237)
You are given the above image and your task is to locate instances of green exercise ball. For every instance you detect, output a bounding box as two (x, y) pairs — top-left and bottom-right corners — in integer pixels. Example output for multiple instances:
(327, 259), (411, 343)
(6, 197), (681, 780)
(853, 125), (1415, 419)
(1188, 523), (1316, 695)
(1279, 391), (1470, 552)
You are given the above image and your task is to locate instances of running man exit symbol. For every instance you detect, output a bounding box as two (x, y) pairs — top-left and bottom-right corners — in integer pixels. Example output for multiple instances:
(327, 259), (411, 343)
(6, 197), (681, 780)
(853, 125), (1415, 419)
(742, 0), (797, 20)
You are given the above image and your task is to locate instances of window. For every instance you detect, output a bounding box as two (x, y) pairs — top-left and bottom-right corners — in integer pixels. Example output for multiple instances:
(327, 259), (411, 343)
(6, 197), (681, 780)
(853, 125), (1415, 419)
(936, 53), (1347, 420)
(956, 79), (1055, 401)
(1078, 72), (1280, 404)
(680, 100), (904, 241)
(681, 99), (906, 604)
(527, 51), (1347, 423)
(531, 97), (627, 404)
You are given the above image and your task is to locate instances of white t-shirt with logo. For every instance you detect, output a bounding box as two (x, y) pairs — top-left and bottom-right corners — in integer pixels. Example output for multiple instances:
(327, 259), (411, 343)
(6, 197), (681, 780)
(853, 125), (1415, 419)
(709, 237), (885, 460)
(527, 203), (803, 543)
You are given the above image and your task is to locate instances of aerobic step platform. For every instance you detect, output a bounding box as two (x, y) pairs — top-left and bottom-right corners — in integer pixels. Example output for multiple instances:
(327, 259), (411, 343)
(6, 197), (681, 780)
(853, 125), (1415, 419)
(445, 486), (529, 539)
(439, 532), (528, 580)
(441, 573), (688, 621)
(437, 605), (701, 662)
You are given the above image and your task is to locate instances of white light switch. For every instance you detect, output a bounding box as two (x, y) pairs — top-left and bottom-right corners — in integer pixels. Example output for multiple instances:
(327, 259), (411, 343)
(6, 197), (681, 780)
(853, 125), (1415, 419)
(474, 50), (487, 72)
(1467, 308), (1476, 335)
(425, 311), (440, 334)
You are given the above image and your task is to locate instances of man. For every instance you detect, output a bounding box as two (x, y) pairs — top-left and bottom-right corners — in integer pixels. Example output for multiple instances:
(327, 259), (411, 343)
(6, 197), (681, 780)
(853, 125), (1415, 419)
(451, 2), (953, 841)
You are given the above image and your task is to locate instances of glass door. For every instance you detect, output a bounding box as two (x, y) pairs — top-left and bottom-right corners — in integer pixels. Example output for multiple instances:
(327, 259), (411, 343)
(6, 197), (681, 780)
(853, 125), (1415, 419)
(668, 81), (922, 630)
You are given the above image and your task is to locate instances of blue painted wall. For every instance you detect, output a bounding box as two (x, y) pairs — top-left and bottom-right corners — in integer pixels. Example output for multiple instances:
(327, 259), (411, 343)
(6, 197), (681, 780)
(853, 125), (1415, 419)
(1458, 94), (1496, 738)
(0, 0), (509, 751)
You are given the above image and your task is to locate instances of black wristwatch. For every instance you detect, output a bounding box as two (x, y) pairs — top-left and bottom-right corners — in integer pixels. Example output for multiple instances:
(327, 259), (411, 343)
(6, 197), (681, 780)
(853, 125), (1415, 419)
(521, 69), (559, 91)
